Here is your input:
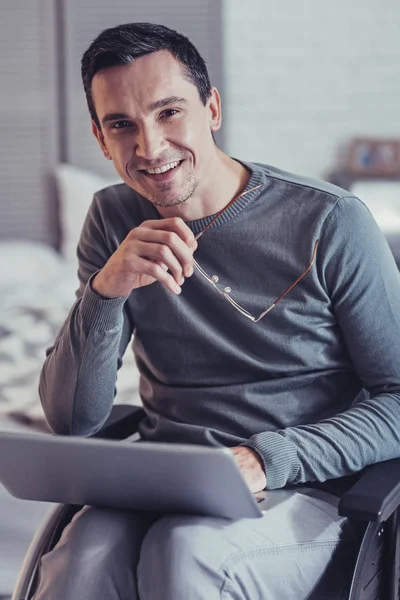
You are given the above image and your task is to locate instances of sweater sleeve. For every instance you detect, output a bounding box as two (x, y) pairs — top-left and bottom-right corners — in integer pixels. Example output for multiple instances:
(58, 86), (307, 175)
(244, 195), (400, 489)
(39, 196), (134, 436)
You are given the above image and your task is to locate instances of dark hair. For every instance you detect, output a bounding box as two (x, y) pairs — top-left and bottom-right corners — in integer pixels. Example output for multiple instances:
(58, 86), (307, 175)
(81, 22), (212, 129)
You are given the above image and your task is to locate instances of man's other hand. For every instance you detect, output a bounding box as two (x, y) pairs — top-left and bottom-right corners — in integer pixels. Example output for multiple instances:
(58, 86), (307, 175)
(231, 446), (267, 493)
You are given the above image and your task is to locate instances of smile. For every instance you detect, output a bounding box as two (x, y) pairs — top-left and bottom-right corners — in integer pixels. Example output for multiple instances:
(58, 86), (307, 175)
(143, 160), (181, 174)
(140, 160), (184, 183)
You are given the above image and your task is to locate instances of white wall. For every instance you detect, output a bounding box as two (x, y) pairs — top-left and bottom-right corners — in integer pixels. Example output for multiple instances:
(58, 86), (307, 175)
(222, 0), (400, 179)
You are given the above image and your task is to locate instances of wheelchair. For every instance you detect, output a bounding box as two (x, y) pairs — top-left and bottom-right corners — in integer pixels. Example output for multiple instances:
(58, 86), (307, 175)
(11, 404), (400, 600)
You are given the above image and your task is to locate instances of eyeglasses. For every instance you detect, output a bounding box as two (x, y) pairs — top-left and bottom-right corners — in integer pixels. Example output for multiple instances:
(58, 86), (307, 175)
(192, 239), (319, 323)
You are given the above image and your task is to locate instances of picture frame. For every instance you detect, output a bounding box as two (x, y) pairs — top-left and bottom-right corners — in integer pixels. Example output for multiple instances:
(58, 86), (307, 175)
(347, 138), (400, 176)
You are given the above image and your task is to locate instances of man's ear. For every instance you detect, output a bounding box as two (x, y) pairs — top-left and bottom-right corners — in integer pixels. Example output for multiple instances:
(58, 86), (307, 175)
(208, 87), (222, 133)
(91, 120), (112, 160)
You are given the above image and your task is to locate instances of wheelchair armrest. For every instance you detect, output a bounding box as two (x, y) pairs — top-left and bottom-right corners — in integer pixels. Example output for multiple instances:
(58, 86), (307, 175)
(91, 404), (146, 440)
(338, 458), (400, 522)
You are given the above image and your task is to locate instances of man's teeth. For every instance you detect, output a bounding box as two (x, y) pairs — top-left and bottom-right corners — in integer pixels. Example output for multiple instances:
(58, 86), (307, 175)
(145, 161), (180, 175)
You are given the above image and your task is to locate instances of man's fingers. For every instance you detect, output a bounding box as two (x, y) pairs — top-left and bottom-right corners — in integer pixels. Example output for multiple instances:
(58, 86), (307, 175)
(140, 242), (185, 286)
(134, 226), (196, 279)
(138, 258), (182, 294)
(147, 217), (197, 248)
(100, 218), (198, 298)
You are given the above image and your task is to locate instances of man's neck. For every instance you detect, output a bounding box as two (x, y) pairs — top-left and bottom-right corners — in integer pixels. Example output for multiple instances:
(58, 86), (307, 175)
(156, 150), (251, 222)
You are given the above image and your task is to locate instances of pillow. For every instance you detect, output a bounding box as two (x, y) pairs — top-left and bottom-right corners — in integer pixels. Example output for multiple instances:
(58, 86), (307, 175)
(55, 164), (120, 264)
(0, 240), (64, 286)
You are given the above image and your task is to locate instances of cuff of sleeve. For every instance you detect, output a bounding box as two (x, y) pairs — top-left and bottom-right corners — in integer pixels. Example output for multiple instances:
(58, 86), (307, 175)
(79, 272), (127, 332)
(243, 431), (300, 490)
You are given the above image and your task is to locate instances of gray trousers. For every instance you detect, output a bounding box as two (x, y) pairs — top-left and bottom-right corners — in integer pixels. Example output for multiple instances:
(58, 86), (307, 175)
(33, 488), (361, 600)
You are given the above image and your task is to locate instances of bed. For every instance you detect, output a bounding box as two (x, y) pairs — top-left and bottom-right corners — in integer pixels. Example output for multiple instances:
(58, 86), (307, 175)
(0, 165), (141, 428)
(0, 242), (140, 427)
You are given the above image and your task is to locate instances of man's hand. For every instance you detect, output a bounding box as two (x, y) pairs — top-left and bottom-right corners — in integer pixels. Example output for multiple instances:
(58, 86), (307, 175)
(231, 446), (267, 493)
(92, 217), (197, 298)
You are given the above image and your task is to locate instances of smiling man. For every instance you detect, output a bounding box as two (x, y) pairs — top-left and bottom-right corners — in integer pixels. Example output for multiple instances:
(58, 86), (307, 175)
(34, 22), (400, 600)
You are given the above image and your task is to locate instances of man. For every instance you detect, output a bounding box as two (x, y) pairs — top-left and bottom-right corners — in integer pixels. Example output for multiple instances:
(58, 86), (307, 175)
(34, 22), (400, 599)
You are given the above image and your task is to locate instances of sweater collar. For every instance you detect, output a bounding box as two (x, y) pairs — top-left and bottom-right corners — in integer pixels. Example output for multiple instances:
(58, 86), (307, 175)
(185, 160), (267, 236)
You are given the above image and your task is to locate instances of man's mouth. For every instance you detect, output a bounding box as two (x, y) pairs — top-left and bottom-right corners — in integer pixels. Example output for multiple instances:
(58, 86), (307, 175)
(139, 160), (184, 182)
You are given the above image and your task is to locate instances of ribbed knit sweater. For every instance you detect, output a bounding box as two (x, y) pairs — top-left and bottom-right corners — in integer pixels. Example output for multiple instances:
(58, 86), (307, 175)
(39, 161), (400, 490)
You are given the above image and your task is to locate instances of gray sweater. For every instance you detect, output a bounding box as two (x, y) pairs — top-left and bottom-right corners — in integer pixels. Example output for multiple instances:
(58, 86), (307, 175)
(39, 161), (400, 490)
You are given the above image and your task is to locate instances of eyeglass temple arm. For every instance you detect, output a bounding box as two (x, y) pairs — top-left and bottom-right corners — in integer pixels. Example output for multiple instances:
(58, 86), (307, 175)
(253, 239), (319, 322)
(269, 239), (320, 308)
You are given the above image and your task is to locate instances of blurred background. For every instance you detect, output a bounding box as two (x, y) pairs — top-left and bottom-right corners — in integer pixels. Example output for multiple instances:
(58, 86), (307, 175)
(0, 0), (399, 597)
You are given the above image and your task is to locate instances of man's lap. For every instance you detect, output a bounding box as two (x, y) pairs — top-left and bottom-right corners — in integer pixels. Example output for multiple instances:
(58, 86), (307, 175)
(34, 488), (361, 600)
(138, 488), (360, 599)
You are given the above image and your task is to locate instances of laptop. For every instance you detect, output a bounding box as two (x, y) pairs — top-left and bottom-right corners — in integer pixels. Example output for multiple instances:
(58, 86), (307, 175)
(0, 431), (263, 520)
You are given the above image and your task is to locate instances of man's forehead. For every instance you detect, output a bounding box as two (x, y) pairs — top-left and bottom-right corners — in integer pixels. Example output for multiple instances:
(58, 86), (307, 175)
(92, 51), (196, 111)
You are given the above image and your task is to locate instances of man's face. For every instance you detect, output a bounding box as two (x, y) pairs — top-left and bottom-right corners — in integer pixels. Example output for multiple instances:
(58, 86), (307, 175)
(91, 50), (221, 208)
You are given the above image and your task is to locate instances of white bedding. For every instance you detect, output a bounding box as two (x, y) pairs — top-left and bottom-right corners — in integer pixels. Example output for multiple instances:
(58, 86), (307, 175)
(0, 241), (140, 423)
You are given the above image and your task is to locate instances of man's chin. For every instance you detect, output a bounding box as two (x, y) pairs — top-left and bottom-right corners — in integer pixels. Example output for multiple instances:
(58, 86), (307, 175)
(143, 180), (198, 209)
(122, 181), (183, 206)
(152, 195), (191, 208)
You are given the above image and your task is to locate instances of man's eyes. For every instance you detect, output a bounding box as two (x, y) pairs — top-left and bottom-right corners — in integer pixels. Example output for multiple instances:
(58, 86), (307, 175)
(159, 109), (179, 119)
(110, 109), (179, 131)
(112, 120), (133, 130)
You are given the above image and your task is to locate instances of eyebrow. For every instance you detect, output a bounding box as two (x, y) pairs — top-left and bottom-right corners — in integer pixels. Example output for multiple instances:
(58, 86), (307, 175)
(147, 96), (188, 111)
(101, 96), (188, 127)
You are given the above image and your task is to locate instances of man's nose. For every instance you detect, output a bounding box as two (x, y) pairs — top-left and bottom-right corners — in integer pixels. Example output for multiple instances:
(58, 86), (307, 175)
(135, 126), (167, 161)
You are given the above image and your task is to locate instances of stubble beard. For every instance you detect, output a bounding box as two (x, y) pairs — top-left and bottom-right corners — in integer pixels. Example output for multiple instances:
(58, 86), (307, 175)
(145, 171), (199, 208)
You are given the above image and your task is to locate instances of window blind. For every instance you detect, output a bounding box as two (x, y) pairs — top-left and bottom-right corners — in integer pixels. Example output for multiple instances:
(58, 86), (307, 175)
(0, 0), (59, 246)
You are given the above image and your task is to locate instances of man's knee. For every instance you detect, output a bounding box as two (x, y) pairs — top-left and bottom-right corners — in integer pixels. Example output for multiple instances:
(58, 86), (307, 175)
(58, 506), (141, 560)
(34, 508), (155, 600)
(138, 515), (227, 599)
(141, 514), (223, 566)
